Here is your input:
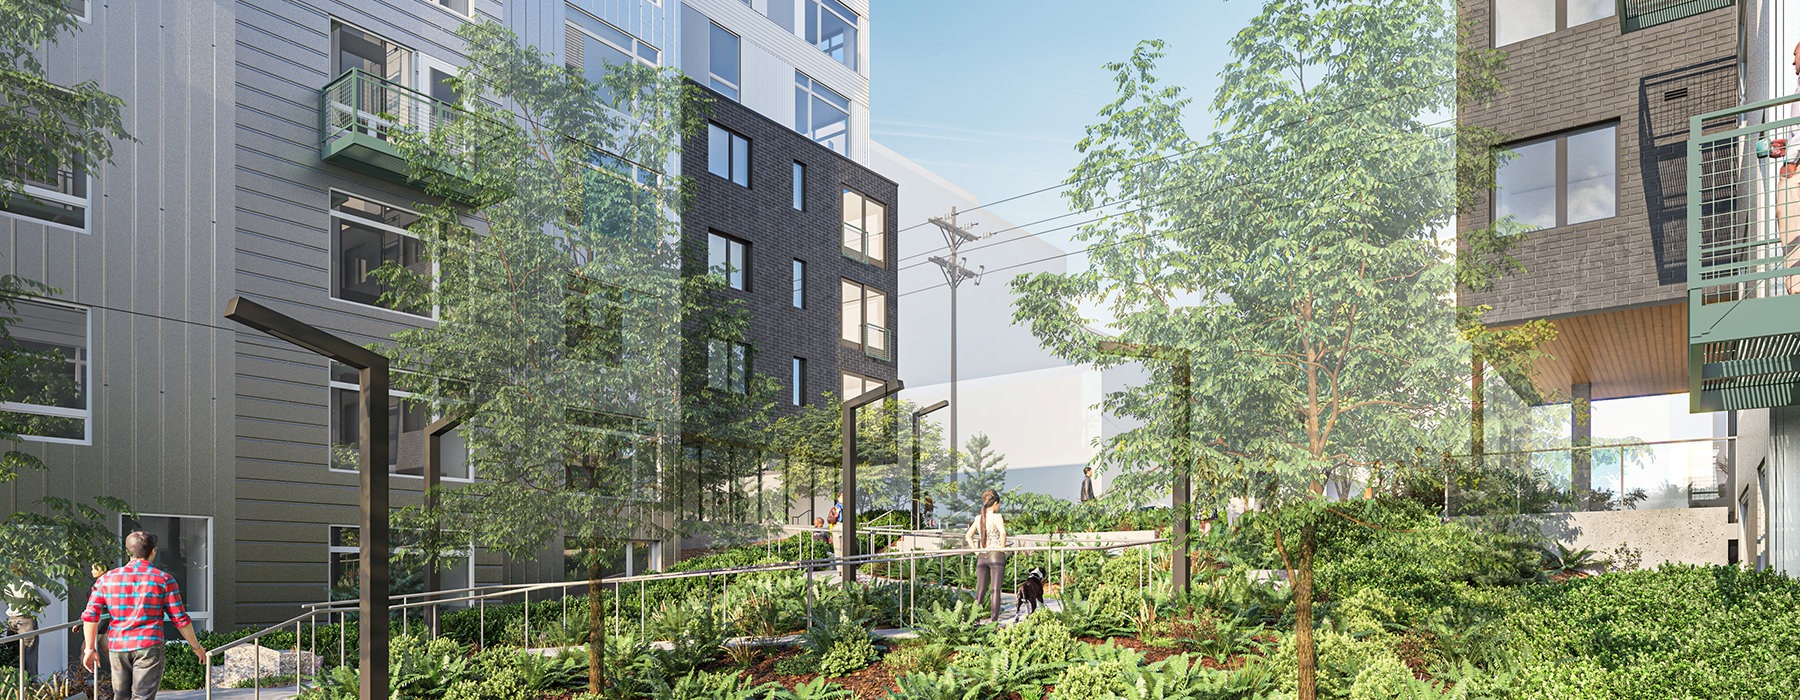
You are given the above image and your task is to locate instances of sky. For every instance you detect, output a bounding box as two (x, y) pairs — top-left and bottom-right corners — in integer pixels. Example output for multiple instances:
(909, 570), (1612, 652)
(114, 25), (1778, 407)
(870, 0), (1266, 263)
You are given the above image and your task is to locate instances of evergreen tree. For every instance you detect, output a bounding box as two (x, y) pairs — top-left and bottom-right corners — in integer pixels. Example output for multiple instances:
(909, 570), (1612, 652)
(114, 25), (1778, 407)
(936, 433), (1007, 528)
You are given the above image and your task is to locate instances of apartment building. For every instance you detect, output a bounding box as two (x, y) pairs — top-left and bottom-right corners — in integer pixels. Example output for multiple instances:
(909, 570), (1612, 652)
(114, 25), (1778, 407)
(1458, 0), (1740, 565)
(0, 0), (895, 637)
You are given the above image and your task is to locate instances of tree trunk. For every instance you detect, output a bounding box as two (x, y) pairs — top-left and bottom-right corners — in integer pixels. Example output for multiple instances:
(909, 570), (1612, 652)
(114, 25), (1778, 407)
(588, 561), (605, 695)
(1294, 525), (1318, 700)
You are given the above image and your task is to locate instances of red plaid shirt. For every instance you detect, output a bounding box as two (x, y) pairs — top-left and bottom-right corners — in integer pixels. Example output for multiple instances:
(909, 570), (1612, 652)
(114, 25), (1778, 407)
(80, 560), (193, 652)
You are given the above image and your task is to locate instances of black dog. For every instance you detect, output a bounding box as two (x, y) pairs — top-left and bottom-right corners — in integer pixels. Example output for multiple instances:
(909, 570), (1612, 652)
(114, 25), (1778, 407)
(1015, 567), (1048, 618)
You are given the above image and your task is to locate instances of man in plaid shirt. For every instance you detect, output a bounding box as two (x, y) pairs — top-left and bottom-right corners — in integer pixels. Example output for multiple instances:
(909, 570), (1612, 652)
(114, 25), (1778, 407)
(80, 531), (207, 700)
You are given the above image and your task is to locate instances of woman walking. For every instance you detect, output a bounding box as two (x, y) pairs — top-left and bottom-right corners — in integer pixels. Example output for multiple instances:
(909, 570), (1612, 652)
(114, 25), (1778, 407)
(964, 489), (1009, 621)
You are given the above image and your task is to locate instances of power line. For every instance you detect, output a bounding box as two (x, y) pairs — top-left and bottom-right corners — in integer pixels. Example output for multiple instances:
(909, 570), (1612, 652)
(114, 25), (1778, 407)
(886, 75), (1462, 255)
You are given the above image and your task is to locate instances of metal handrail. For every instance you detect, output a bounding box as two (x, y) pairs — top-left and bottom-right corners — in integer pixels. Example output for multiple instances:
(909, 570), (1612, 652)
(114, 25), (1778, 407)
(5, 620), (88, 700)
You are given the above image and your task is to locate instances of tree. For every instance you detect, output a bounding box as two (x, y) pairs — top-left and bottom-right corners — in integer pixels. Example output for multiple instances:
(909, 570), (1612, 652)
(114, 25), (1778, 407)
(0, 0), (132, 616)
(375, 21), (761, 693)
(936, 433), (1007, 527)
(1009, 3), (1517, 697)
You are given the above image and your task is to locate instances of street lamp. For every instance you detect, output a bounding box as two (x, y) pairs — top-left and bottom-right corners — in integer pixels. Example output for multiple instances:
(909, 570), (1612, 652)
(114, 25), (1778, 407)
(910, 400), (949, 530)
(1096, 340), (1192, 595)
(421, 414), (462, 637)
(841, 379), (903, 586)
(224, 297), (391, 700)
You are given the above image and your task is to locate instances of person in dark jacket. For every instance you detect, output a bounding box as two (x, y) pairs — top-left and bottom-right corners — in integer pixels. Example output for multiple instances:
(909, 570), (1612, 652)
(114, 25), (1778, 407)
(1078, 467), (1097, 503)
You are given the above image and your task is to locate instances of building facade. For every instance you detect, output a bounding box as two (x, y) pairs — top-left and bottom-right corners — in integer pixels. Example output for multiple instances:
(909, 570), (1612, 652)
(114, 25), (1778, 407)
(1457, 0), (1741, 565)
(0, 0), (895, 637)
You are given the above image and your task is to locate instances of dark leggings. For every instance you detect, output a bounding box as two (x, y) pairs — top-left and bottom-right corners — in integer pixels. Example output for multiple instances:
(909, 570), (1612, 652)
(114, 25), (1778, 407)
(974, 556), (1006, 620)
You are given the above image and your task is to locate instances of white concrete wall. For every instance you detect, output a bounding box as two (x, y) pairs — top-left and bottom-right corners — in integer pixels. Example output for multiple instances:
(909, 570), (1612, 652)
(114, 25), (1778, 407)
(1530, 507), (1736, 567)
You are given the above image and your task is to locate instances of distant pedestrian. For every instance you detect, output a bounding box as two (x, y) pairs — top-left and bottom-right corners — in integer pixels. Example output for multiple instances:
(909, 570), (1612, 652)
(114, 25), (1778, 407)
(1079, 467), (1097, 503)
(82, 531), (207, 700)
(964, 489), (1009, 621)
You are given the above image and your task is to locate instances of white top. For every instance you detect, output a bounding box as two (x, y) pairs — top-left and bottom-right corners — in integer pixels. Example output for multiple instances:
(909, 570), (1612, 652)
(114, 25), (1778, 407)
(965, 509), (1008, 552)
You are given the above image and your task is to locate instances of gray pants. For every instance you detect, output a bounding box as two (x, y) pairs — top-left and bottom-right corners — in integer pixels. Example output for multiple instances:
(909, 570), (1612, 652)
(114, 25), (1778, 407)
(110, 646), (166, 700)
(973, 554), (1006, 621)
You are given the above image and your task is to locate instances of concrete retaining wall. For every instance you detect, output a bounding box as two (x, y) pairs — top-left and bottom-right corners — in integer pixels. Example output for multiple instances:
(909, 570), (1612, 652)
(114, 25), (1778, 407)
(1527, 506), (1734, 566)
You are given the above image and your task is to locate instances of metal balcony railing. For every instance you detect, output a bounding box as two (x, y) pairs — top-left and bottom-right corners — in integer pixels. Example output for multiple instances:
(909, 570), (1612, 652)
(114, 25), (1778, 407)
(862, 322), (891, 361)
(1687, 92), (1800, 411)
(319, 68), (498, 204)
(841, 222), (884, 266)
(1440, 437), (1732, 518)
(1617, 0), (1733, 33)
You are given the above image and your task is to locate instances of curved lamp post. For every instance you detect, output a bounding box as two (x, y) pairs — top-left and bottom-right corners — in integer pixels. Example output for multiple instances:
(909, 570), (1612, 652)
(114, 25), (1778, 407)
(841, 379), (903, 587)
(910, 400), (949, 530)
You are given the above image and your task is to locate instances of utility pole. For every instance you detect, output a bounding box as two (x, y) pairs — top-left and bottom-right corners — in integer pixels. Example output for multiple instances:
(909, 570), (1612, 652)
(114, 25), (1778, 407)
(928, 207), (984, 487)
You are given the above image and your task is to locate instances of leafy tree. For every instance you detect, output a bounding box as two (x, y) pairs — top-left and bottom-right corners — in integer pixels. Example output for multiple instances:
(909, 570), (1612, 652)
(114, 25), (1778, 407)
(375, 21), (767, 693)
(0, 0), (132, 615)
(936, 433), (1007, 527)
(1008, 3), (1522, 697)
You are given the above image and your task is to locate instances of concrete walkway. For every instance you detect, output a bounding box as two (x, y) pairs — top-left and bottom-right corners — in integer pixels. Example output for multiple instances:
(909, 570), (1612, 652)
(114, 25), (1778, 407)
(159, 686), (302, 700)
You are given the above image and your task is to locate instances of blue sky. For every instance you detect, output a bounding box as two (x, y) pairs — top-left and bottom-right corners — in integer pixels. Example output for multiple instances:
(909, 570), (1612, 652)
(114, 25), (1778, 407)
(870, 1), (1266, 257)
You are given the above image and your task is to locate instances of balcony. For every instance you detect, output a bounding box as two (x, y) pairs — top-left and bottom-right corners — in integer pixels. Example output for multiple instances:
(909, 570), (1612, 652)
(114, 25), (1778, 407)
(1443, 438), (1731, 517)
(861, 323), (891, 361)
(319, 68), (500, 204)
(1687, 92), (1800, 412)
(841, 222), (884, 266)
(1618, 0), (1734, 33)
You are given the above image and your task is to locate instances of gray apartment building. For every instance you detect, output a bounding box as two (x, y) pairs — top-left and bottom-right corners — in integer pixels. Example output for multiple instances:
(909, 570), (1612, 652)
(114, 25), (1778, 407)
(1461, 0), (1800, 575)
(0, 0), (893, 635)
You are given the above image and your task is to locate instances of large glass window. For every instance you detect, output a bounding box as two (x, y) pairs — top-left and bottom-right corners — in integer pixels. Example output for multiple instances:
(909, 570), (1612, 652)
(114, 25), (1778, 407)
(2, 155), (90, 232)
(1494, 124), (1616, 231)
(708, 232), (748, 290)
(841, 188), (886, 265)
(840, 371), (879, 400)
(568, 411), (658, 501)
(804, 0), (860, 71)
(565, 5), (660, 106)
(121, 515), (211, 630)
(707, 124), (750, 187)
(333, 22), (410, 82)
(328, 525), (472, 602)
(707, 339), (751, 394)
(563, 538), (659, 580)
(840, 279), (888, 357)
(0, 300), (89, 443)
(331, 191), (431, 317)
(328, 362), (471, 480)
(708, 22), (741, 100)
(795, 72), (850, 156)
(1494, 0), (1614, 45)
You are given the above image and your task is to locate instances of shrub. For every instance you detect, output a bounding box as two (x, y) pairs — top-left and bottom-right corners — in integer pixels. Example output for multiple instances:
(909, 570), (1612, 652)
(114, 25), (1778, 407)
(816, 637), (877, 678)
(991, 614), (1077, 668)
(1347, 656), (1431, 700)
(1049, 660), (1132, 699)
(913, 599), (989, 648)
(883, 642), (952, 677)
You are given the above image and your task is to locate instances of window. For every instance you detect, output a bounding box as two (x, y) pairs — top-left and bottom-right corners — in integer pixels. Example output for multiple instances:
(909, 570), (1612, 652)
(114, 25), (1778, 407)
(792, 259), (806, 308)
(708, 232), (748, 290)
(841, 188), (886, 265)
(0, 299), (89, 444)
(792, 162), (806, 210)
(795, 72), (850, 156)
(792, 357), (807, 406)
(708, 22), (741, 100)
(707, 339), (751, 394)
(840, 279), (888, 359)
(564, 538), (659, 580)
(328, 525), (472, 602)
(707, 124), (750, 186)
(841, 371), (880, 400)
(567, 411), (658, 501)
(1495, 124), (1616, 230)
(331, 191), (432, 317)
(333, 22), (411, 82)
(121, 515), (211, 630)
(578, 150), (661, 247)
(2, 156), (90, 232)
(328, 362), (472, 480)
(565, 5), (660, 106)
(566, 277), (625, 366)
(69, 0), (87, 21)
(804, 0), (859, 71)
(427, 0), (472, 17)
(1494, 0), (1613, 45)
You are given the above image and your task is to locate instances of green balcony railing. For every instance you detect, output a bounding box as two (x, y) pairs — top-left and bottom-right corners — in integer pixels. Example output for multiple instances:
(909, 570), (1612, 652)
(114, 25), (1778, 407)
(841, 222), (885, 266)
(862, 323), (891, 361)
(319, 68), (500, 204)
(1617, 0), (1732, 33)
(1687, 92), (1800, 412)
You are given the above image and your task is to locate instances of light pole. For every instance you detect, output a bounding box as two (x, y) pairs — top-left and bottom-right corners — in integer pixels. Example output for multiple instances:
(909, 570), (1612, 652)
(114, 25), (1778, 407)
(224, 297), (391, 700)
(422, 414), (462, 637)
(910, 400), (949, 530)
(1097, 340), (1192, 595)
(841, 379), (903, 587)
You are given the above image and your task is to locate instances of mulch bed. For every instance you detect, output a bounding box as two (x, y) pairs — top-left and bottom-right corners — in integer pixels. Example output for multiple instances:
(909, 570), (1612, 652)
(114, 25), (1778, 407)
(706, 646), (902, 699)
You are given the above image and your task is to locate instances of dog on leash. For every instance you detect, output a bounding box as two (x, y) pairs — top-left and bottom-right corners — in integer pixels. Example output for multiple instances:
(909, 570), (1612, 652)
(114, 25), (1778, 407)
(1015, 567), (1048, 618)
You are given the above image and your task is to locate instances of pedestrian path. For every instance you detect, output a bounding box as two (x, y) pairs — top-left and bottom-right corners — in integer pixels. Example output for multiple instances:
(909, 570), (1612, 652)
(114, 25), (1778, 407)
(159, 687), (301, 700)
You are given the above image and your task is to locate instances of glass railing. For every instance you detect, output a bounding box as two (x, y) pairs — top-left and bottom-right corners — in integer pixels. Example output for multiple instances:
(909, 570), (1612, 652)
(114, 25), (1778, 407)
(841, 222), (885, 266)
(1441, 437), (1731, 517)
(862, 323), (891, 361)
